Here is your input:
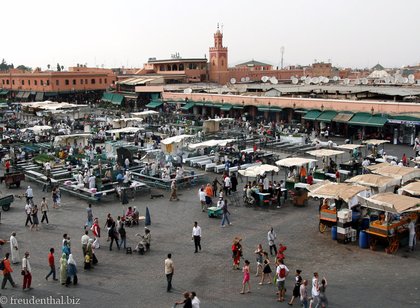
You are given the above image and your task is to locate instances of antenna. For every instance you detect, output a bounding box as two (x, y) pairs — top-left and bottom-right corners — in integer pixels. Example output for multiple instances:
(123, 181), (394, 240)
(230, 78), (236, 84)
(280, 46), (285, 69)
(221, 23), (224, 33)
(261, 76), (269, 83)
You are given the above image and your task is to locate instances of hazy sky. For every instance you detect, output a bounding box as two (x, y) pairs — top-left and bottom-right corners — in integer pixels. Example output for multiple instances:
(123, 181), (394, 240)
(2, 0), (419, 70)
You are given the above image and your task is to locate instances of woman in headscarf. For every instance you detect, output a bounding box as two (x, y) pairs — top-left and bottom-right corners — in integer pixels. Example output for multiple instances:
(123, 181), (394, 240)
(59, 253), (68, 286)
(85, 239), (94, 270)
(66, 254), (78, 286)
(62, 240), (70, 259)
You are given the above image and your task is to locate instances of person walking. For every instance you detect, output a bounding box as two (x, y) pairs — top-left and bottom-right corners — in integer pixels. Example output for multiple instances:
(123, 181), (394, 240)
(276, 259), (289, 302)
(118, 223), (127, 249)
(240, 260), (251, 294)
(212, 177), (221, 197)
(45, 248), (58, 281)
(40, 197), (49, 224)
(310, 272), (320, 308)
(108, 221), (120, 251)
(30, 205), (39, 231)
(259, 252), (272, 285)
(24, 202), (33, 227)
(52, 186), (59, 209)
(300, 280), (309, 308)
(164, 253), (174, 292)
(254, 244), (264, 277)
(9, 232), (19, 264)
(85, 204), (93, 229)
(81, 231), (90, 256)
(198, 187), (206, 212)
(192, 222), (202, 253)
(288, 269), (303, 306)
(232, 237), (242, 270)
(1, 253), (17, 289)
(319, 277), (328, 308)
(91, 218), (101, 248)
(204, 183), (213, 207)
(22, 251), (32, 291)
(169, 180), (179, 201)
(267, 227), (277, 256)
(221, 197), (232, 227)
(66, 254), (78, 286)
(223, 175), (231, 196)
(191, 292), (200, 308)
(59, 253), (68, 286)
(25, 186), (34, 204)
(174, 292), (192, 307)
(230, 173), (238, 192)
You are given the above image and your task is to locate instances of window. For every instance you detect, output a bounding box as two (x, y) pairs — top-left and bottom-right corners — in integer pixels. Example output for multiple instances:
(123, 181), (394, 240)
(28, 80), (31, 86)
(179, 64), (184, 71)
(56, 80), (59, 86)
(72, 79), (76, 85)
(85, 79), (88, 84)
(65, 80), (69, 85)
(6, 80), (9, 85)
(21, 80), (25, 85)
(41, 80), (44, 86)
(81, 79), (84, 85)
(12, 80), (15, 85)
(46, 80), (50, 86)
(1, 80), (4, 85)
(99, 78), (102, 84)
(104, 78), (107, 84)
(221, 59), (224, 66)
(34, 80), (37, 86)
(91, 79), (95, 84)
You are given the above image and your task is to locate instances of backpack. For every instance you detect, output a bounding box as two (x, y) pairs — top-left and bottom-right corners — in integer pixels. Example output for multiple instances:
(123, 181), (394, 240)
(279, 266), (286, 279)
(0, 260), (5, 271)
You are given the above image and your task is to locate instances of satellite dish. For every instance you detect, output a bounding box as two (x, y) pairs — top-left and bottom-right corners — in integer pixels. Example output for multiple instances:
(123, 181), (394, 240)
(384, 76), (391, 84)
(300, 76), (306, 81)
(374, 79), (380, 84)
(292, 78), (298, 85)
(305, 78), (311, 85)
(408, 78), (415, 84)
(269, 77), (278, 84)
(355, 79), (361, 85)
(183, 88), (192, 94)
(245, 77), (250, 82)
(240, 77), (246, 82)
(362, 78), (368, 85)
(323, 77), (330, 84)
(343, 78), (350, 85)
(312, 77), (319, 84)
(261, 76), (269, 83)
(403, 77), (409, 84)
(230, 78), (236, 84)
(408, 74), (415, 80)
(332, 76), (339, 82)
(318, 76), (325, 83)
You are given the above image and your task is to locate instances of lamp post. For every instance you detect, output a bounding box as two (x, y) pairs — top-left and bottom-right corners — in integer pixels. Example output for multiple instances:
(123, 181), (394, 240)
(371, 106), (374, 115)
(321, 104), (324, 112)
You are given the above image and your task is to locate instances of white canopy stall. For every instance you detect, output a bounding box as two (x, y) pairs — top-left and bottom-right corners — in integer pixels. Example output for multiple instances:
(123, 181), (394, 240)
(346, 174), (400, 193)
(131, 110), (159, 118)
(54, 133), (92, 147)
(112, 117), (144, 128)
(203, 118), (234, 133)
(238, 164), (279, 178)
(160, 134), (194, 154)
(188, 139), (235, 150)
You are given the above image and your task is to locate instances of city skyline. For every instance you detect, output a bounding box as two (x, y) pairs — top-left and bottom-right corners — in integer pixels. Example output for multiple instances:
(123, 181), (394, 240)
(2, 0), (420, 70)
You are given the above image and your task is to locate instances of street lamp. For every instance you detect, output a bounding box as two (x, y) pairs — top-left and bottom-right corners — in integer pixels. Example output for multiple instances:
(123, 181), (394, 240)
(321, 104), (324, 111)
(371, 106), (374, 115)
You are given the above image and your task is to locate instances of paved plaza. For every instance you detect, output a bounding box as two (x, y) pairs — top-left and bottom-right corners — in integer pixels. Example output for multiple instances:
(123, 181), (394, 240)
(0, 142), (419, 308)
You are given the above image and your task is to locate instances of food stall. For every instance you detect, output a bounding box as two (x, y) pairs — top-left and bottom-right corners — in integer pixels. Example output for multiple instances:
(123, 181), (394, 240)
(358, 192), (419, 254)
(362, 139), (390, 163)
(160, 134), (194, 155)
(275, 157), (318, 205)
(308, 181), (369, 234)
(367, 163), (420, 185)
(336, 144), (364, 176)
(346, 174), (400, 194)
(306, 149), (345, 180)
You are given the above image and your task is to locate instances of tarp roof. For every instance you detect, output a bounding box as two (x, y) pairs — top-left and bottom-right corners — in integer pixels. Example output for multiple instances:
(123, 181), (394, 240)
(363, 139), (390, 146)
(276, 157), (317, 167)
(346, 174), (399, 189)
(306, 149), (345, 157)
(399, 181), (420, 196)
(335, 144), (365, 150)
(358, 192), (420, 214)
(370, 165), (420, 182)
(188, 139), (235, 149)
(238, 164), (279, 177)
(309, 182), (368, 203)
(131, 110), (159, 117)
(106, 127), (144, 134)
(161, 134), (194, 145)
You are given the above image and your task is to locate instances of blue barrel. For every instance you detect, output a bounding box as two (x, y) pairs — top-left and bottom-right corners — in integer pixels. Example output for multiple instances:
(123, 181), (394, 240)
(359, 231), (369, 249)
(361, 217), (370, 230)
(352, 211), (361, 222)
(331, 226), (338, 241)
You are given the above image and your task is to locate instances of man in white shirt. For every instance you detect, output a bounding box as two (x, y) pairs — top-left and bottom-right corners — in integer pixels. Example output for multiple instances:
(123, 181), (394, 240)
(276, 260), (289, 302)
(407, 218), (416, 252)
(224, 176), (231, 196)
(25, 186), (33, 204)
(263, 176), (269, 192)
(310, 272), (320, 308)
(81, 230), (90, 256)
(192, 222), (202, 253)
(198, 187), (206, 212)
(22, 251), (32, 291)
(164, 254), (174, 292)
(24, 203), (33, 227)
(191, 291), (200, 308)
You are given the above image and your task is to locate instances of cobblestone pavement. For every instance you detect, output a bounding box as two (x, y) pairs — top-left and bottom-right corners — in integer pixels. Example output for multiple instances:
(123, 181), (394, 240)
(0, 141), (419, 308)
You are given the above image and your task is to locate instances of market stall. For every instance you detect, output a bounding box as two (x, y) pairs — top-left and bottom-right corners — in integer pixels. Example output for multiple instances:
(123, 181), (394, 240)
(336, 144), (364, 175)
(306, 149), (345, 180)
(309, 181), (369, 235)
(53, 133), (92, 147)
(362, 139), (390, 161)
(358, 192), (419, 254)
(399, 181), (420, 197)
(112, 117), (144, 128)
(160, 134), (194, 155)
(367, 163), (420, 184)
(346, 174), (400, 194)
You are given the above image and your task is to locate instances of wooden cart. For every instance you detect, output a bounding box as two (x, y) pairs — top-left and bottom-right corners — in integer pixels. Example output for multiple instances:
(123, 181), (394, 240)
(0, 194), (14, 211)
(319, 207), (337, 233)
(366, 213), (417, 254)
(0, 172), (25, 188)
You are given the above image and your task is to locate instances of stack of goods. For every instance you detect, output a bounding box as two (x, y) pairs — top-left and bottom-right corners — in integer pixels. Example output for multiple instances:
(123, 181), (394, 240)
(337, 209), (352, 244)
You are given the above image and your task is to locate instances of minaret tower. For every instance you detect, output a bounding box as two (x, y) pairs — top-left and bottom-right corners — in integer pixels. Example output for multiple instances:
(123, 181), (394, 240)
(209, 23), (228, 84)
